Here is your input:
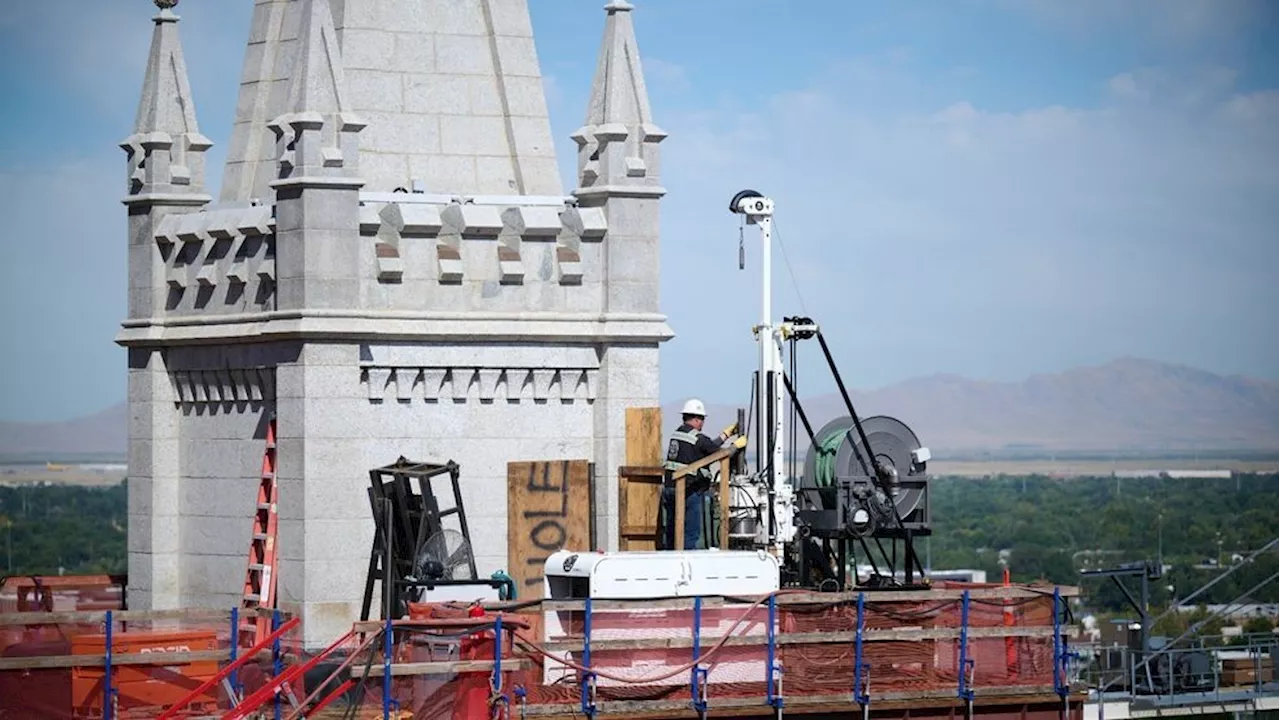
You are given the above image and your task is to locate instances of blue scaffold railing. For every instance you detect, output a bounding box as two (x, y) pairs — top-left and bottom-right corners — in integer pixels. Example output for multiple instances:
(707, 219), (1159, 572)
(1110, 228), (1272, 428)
(1052, 587), (1070, 699)
(958, 590), (976, 709)
(691, 596), (709, 716)
(103, 609), (117, 720)
(381, 614), (400, 720)
(581, 597), (598, 718)
(853, 593), (871, 708)
(766, 594), (784, 711)
(490, 614), (510, 719)
(228, 607), (242, 701)
(272, 609), (286, 720)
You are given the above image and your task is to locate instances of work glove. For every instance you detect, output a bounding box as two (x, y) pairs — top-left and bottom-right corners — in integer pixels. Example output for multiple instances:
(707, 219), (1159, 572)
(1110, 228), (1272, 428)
(732, 435), (748, 450)
(720, 422), (739, 439)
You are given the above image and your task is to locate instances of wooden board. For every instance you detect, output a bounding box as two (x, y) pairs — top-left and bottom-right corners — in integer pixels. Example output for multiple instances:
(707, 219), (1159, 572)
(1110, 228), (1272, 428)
(619, 407), (664, 550)
(620, 407), (664, 550)
(507, 460), (592, 600)
(625, 407), (664, 466)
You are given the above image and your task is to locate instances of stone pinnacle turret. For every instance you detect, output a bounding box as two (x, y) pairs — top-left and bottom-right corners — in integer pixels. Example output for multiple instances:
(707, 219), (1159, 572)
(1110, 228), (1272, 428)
(120, 0), (213, 201)
(573, 0), (667, 199)
(118, 0), (211, 613)
(267, 0), (366, 188)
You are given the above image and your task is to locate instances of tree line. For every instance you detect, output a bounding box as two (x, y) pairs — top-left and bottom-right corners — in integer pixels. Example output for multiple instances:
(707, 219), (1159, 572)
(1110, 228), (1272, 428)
(1, 474), (1276, 616)
(927, 473), (1278, 613)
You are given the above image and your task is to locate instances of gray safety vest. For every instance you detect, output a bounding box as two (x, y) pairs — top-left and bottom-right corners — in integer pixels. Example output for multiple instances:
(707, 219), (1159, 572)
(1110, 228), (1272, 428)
(663, 429), (714, 482)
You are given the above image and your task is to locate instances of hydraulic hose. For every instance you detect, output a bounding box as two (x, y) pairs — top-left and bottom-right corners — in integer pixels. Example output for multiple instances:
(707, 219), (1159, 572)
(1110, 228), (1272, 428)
(810, 426), (850, 489)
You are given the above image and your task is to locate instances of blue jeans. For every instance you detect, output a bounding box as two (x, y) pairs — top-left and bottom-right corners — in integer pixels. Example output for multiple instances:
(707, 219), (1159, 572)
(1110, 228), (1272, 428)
(661, 485), (707, 550)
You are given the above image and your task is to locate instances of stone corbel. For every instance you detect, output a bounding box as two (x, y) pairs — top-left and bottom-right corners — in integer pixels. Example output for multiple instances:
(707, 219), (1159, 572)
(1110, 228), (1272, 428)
(393, 367), (417, 402)
(421, 368), (447, 402)
(450, 369), (475, 402)
(365, 368), (390, 402)
(505, 369), (531, 403)
(531, 369), (557, 401)
(477, 369), (504, 402)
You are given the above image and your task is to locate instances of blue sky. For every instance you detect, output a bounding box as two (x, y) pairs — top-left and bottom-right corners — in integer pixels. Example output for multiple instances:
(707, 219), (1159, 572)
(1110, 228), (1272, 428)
(0, 0), (1275, 423)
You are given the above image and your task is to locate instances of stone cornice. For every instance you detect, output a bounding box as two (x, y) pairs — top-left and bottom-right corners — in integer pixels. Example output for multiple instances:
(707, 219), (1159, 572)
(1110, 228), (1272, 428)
(116, 310), (674, 347)
(572, 185), (666, 200)
(122, 192), (213, 208)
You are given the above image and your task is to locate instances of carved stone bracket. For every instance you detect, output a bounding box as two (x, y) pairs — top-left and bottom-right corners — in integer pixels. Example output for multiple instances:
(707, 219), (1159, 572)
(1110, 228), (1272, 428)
(363, 367), (598, 404)
(170, 367), (275, 408)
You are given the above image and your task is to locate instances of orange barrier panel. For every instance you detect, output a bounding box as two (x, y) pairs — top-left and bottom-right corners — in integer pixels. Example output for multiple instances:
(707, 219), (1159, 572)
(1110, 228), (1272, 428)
(70, 630), (220, 717)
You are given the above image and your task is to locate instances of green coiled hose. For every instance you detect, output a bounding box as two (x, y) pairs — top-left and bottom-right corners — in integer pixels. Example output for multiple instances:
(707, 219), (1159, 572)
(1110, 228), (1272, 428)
(810, 426), (850, 489)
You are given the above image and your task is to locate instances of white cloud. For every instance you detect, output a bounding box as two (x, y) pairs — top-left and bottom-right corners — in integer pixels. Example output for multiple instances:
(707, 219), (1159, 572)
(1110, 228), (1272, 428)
(653, 58), (1278, 405)
(642, 57), (691, 94)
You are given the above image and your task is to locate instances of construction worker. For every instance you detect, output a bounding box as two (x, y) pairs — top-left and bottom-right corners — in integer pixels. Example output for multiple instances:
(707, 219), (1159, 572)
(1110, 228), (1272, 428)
(658, 398), (739, 550)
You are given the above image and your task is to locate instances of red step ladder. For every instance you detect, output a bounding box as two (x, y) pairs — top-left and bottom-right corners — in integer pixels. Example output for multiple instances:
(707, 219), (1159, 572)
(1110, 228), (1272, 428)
(239, 415), (279, 648)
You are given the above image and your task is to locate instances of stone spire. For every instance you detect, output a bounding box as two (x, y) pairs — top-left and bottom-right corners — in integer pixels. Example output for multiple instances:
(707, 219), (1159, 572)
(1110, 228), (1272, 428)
(120, 0), (212, 202)
(267, 0), (365, 188)
(221, 0), (563, 202)
(572, 0), (667, 199)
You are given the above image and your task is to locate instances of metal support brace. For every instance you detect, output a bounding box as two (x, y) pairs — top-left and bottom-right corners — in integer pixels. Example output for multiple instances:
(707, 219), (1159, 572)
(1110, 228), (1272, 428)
(581, 597), (598, 718)
(766, 595), (784, 716)
(491, 615), (510, 719)
(691, 597), (709, 717)
(958, 591), (976, 720)
(853, 593), (871, 720)
(104, 610), (117, 720)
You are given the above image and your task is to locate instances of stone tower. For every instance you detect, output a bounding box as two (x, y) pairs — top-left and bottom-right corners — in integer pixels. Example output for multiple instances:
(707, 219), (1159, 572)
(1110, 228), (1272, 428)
(119, 0), (671, 646)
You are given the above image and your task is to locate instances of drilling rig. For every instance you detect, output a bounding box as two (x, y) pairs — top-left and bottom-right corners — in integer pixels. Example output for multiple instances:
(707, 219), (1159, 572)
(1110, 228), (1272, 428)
(723, 190), (934, 591)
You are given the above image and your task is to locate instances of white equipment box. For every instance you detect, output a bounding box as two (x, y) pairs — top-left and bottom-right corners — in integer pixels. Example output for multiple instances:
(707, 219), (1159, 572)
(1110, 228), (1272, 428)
(540, 549), (780, 687)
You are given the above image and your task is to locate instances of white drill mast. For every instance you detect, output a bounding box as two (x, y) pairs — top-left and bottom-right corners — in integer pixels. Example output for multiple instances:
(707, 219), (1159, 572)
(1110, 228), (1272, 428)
(730, 191), (796, 558)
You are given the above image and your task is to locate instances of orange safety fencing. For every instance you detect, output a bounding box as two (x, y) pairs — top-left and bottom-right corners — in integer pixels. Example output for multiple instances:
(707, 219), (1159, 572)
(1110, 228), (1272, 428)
(0, 606), (304, 719)
(299, 582), (1072, 719)
(0, 581), (1071, 719)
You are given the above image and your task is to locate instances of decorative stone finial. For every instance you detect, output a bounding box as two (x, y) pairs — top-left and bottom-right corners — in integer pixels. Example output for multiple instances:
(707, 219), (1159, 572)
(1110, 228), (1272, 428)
(573, 0), (666, 197)
(121, 0), (211, 201)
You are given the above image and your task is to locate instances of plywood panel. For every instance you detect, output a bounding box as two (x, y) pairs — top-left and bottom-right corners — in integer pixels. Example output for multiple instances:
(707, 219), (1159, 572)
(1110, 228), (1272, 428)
(625, 407), (664, 465)
(506, 460), (592, 600)
(620, 407), (664, 551)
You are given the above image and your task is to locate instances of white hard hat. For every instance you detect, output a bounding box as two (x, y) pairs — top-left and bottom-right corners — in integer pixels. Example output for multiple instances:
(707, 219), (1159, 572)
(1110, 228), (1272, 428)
(681, 398), (707, 417)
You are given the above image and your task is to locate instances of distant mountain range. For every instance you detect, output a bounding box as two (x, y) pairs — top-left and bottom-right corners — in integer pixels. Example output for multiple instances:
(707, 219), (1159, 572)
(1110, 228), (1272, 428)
(0, 403), (128, 461)
(1, 358), (1275, 460)
(661, 357), (1278, 457)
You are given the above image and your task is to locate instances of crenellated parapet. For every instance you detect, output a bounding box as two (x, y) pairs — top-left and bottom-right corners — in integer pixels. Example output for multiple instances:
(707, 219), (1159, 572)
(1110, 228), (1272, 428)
(150, 205), (276, 313)
(358, 194), (607, 288)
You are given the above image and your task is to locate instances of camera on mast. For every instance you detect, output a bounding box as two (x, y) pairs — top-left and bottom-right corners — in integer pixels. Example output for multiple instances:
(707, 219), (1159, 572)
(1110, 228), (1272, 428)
(729, 189), (774, 218)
